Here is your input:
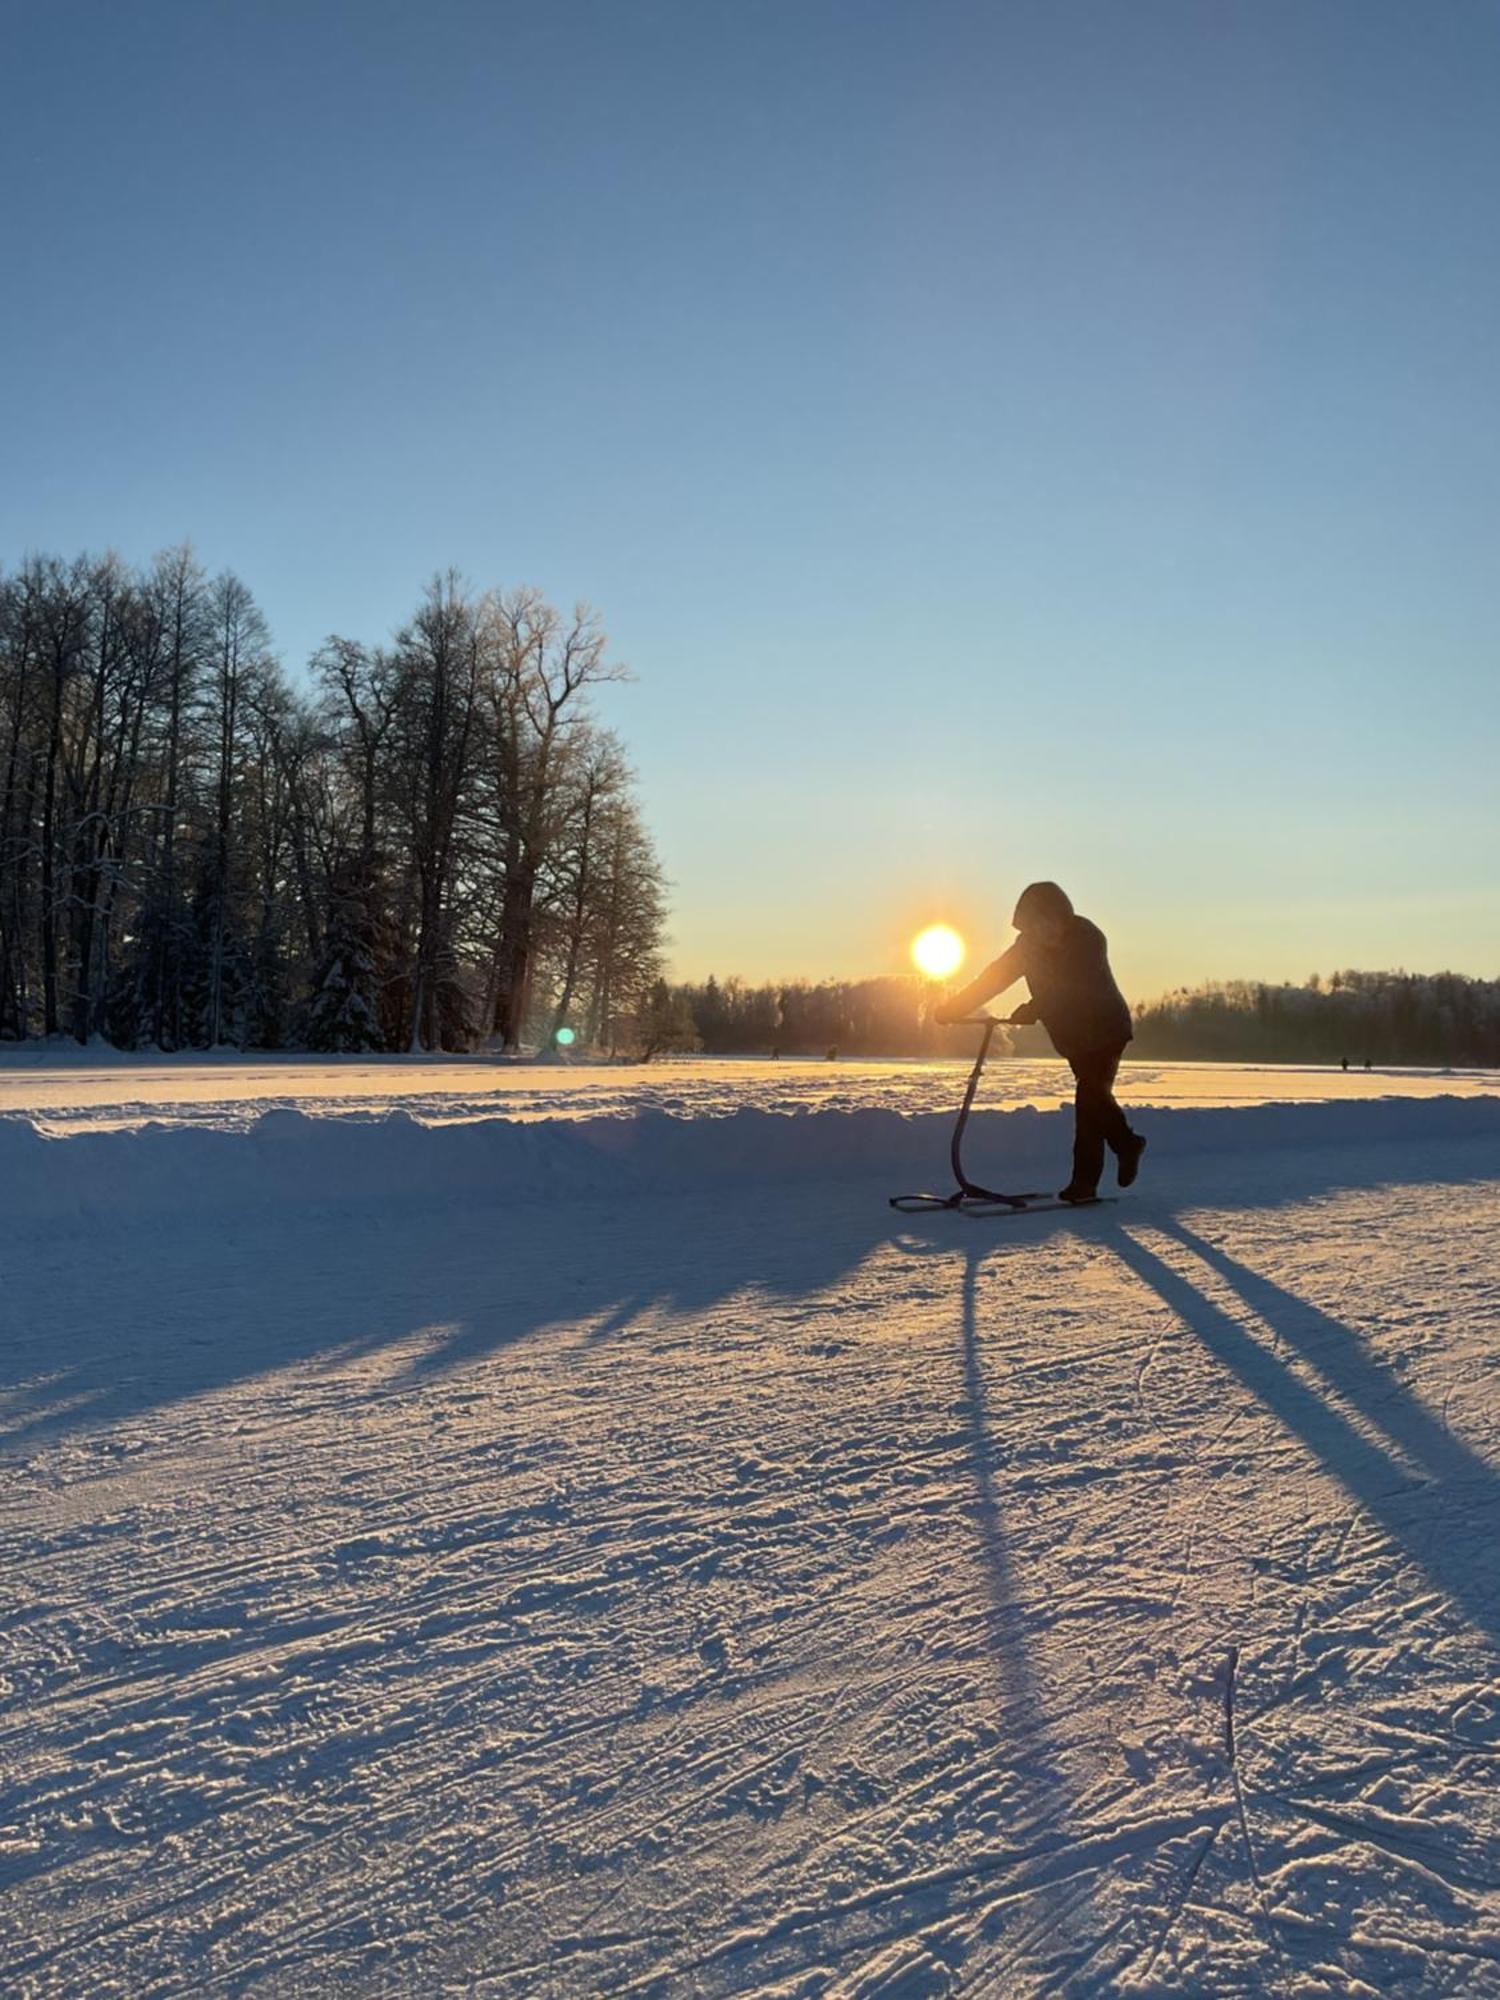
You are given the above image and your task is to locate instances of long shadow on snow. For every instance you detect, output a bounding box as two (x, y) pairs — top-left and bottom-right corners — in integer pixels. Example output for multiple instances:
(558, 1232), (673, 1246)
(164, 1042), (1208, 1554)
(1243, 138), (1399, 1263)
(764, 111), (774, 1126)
(5, 1132), (1495, 1974)
(950, 1242), (1095, 1982)
(339, 1129), (1500, 1397)
(868, 1153), (1500, 1990)
(1108, 1221), (1500, 1655)
(0, 1181), (905, 1454)
(1, 1134), (1494, 1466)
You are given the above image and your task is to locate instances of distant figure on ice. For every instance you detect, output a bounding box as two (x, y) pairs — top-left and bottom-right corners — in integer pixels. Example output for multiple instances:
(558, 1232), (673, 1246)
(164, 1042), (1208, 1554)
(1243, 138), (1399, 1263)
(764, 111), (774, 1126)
(935, 881), (1146, 1204)
(1341, 1056), (1349, 1072)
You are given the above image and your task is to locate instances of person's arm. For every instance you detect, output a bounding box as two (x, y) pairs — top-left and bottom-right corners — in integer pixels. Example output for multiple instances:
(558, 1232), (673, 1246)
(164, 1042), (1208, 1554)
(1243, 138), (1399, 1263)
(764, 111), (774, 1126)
(933, 939), (1025, 1023)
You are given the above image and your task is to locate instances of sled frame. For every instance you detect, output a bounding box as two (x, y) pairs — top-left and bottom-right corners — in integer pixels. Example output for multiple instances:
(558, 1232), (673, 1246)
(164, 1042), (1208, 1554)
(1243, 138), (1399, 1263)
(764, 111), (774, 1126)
(888, 1015), (1053, 1213)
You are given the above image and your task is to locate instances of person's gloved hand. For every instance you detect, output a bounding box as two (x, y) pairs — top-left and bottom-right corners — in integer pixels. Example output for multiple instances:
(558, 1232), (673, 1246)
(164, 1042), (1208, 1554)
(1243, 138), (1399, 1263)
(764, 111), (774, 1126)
(1008, 999), (1040, 1026)
(931, 999), (958, 1025)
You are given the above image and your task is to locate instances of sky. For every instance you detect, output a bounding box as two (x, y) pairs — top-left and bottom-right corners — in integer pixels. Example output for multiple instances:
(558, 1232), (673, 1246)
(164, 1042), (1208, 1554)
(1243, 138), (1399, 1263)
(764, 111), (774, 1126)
(3, 0), (1497, 1003)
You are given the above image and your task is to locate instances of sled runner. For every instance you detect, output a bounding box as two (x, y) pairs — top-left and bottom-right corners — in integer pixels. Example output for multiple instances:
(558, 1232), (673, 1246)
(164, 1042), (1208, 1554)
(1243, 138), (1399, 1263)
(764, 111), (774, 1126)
(889, 1015), (1118, 1217)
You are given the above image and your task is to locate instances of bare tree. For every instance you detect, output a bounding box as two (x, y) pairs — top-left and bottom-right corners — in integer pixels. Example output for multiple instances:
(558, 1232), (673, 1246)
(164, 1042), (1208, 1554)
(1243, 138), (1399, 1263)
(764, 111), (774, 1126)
(198, 571), (274, 1045)
(0, 550), (667, 1057)
(479, 591), (626, 1049)
(387, 575), (482, 1051)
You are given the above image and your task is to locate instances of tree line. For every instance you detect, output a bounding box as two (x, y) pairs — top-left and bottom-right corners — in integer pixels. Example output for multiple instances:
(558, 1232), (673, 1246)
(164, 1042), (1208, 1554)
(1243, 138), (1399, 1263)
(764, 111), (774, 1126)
(652, 968), (1500, 1066)
(657, 975), (950, 1058)
(1129, 969), (1500, 1067)
(0, 549), (667, 1052)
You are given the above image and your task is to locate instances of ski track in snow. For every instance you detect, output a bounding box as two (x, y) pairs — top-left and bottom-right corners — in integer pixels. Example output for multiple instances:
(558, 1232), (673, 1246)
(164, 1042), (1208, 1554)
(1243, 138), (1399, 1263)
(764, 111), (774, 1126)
(1, 1068), (1498, 1995)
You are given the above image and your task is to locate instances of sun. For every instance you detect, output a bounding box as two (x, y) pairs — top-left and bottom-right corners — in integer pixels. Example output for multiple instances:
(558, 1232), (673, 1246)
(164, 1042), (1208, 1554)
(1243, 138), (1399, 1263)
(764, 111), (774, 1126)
(912, 924), (965, 980)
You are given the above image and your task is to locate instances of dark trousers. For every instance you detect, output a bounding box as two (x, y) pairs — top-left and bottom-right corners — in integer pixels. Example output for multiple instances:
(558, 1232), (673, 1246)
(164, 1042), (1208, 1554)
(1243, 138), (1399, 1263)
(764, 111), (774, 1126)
(1067, 1042), (1134, 1191)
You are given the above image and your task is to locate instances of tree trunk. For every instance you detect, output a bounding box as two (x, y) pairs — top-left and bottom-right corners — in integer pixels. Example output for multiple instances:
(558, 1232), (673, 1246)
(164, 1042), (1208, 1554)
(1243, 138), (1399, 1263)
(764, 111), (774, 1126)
(491, 863), (536, 1051)
(40, 700), (61, 1037)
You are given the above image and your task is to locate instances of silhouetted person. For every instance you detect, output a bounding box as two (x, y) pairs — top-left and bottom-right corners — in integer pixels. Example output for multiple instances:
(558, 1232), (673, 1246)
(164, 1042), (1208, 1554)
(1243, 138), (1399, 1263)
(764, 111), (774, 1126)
(1341, 1056), (1349, 1072)
(936, 880), (1145, 1203)
(1363, 1055), (1372, 1071)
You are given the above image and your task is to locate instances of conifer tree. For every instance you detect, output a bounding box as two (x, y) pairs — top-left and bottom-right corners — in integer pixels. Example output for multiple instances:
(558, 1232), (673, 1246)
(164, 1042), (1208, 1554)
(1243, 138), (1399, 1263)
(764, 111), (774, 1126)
(304, 861), (384, 1053)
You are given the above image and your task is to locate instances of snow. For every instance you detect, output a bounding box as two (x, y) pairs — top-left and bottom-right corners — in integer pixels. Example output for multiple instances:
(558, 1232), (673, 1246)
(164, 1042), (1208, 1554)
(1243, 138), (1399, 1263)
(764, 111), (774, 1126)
(4, 1047), (1498, 1134)
(3, 1060), (1499, 1995)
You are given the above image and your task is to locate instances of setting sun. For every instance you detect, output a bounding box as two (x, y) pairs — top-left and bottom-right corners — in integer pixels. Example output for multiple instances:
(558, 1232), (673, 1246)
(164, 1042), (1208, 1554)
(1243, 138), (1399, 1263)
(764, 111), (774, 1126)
(911, 924), (965, 980)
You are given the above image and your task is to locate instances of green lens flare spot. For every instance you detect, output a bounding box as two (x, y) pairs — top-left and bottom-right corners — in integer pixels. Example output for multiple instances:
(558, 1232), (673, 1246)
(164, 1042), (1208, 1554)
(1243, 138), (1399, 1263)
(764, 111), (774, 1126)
(555, 1027), (576, 1046)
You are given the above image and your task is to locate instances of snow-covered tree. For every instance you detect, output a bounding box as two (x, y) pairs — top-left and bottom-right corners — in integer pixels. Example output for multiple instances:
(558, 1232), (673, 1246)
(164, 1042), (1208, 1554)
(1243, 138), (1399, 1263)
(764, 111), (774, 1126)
(303, 862), (384, 1053)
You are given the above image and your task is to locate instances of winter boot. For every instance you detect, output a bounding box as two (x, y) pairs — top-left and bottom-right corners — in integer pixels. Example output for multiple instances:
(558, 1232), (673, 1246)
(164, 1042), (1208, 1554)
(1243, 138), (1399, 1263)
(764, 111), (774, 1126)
(1117, 1132), (1147, 1189)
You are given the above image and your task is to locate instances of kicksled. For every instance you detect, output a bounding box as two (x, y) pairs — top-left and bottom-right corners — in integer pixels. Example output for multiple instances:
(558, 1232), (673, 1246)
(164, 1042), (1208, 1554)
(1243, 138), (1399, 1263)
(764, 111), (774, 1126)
(889, 1015), (1119, 1219)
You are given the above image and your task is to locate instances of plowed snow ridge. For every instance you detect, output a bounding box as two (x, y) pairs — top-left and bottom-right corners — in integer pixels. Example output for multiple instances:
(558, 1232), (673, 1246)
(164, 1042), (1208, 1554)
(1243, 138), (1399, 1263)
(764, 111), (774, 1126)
(4, 1092), (1499, 1218)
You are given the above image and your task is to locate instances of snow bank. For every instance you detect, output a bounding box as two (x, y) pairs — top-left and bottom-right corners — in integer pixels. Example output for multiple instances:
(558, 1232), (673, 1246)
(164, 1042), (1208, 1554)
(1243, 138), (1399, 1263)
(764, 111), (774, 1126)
(5, 1094), (1498, 1226)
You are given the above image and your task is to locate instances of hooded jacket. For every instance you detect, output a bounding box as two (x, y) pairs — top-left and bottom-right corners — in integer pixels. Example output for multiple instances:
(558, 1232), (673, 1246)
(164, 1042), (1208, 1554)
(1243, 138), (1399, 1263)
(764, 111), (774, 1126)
(947, 915), (1132, 1059)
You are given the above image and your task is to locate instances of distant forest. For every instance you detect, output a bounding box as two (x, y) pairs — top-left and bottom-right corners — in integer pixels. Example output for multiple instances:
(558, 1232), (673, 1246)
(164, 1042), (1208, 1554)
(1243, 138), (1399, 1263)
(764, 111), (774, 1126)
(0, 549), (666, 1053)
(658, 969), (1500, 1067)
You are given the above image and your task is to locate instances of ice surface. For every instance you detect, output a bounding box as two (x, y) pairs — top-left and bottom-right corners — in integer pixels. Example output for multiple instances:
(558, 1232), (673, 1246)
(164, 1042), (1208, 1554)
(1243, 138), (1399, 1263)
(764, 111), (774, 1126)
(2, 1061), (1498, 1995)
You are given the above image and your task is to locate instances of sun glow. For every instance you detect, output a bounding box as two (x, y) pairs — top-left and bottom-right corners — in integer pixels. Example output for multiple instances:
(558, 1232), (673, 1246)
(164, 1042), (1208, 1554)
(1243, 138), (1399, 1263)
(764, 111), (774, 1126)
(912, 924), (965, 980)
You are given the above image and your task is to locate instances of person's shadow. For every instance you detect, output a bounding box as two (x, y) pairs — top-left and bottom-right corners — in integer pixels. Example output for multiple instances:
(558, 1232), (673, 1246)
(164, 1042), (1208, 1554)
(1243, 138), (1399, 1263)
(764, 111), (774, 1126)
(1109, 1218), (1500, 1654)
(7, 1120), (1497, 1990)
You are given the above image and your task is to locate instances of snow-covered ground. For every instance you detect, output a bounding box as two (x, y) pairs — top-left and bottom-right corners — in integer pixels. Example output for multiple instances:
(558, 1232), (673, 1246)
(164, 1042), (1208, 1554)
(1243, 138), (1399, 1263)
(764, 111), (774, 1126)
(3, 1061), (1499, 1995)
(3, 1047), (1497, 1133)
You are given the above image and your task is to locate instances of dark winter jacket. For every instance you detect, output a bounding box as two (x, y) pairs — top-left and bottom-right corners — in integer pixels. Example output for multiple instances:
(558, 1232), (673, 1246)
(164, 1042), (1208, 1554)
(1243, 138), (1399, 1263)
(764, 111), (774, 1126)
(943, 916), (1132, 1058)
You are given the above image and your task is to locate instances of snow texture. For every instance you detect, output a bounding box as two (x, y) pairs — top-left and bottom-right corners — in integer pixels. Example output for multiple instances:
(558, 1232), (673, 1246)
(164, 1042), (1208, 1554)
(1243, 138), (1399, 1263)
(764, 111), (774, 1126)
(4, 1048), (1498, 1133)
(2, 1060), (1499, 1996)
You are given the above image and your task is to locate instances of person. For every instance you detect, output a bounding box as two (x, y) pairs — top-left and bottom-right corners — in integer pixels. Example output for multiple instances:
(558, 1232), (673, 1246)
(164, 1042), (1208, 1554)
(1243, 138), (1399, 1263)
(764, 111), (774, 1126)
(935, 881), (1145, 1203)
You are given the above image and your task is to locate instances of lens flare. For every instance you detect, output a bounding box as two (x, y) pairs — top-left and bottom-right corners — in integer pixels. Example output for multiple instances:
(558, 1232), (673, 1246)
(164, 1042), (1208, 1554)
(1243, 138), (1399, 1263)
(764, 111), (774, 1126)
(555, 1027), (576, 1047)
(912, 924), (965, 980)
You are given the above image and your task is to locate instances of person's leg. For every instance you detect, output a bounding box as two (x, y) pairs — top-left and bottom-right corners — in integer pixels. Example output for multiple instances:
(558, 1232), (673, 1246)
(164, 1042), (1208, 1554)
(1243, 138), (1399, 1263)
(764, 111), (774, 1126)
(1092, 1045), (1134, 1159)
(1068, 1053), (1109, 1193)
(1068, 1045), (1138, 1194)
(1089, 1044), (1148, 1186)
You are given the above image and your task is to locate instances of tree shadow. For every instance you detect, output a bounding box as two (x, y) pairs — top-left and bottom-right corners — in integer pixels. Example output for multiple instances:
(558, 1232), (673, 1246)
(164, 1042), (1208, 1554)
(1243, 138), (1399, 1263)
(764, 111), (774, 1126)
(3, 1124), (1495, 1468)
(0, 1183), (906, 1456)
(6, 1128), (1496, 1989)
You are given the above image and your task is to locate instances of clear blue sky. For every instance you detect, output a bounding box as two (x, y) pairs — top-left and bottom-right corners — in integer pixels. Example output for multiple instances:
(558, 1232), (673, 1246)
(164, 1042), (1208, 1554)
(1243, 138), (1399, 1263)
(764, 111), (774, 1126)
(4, 0), (1497, 1000)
